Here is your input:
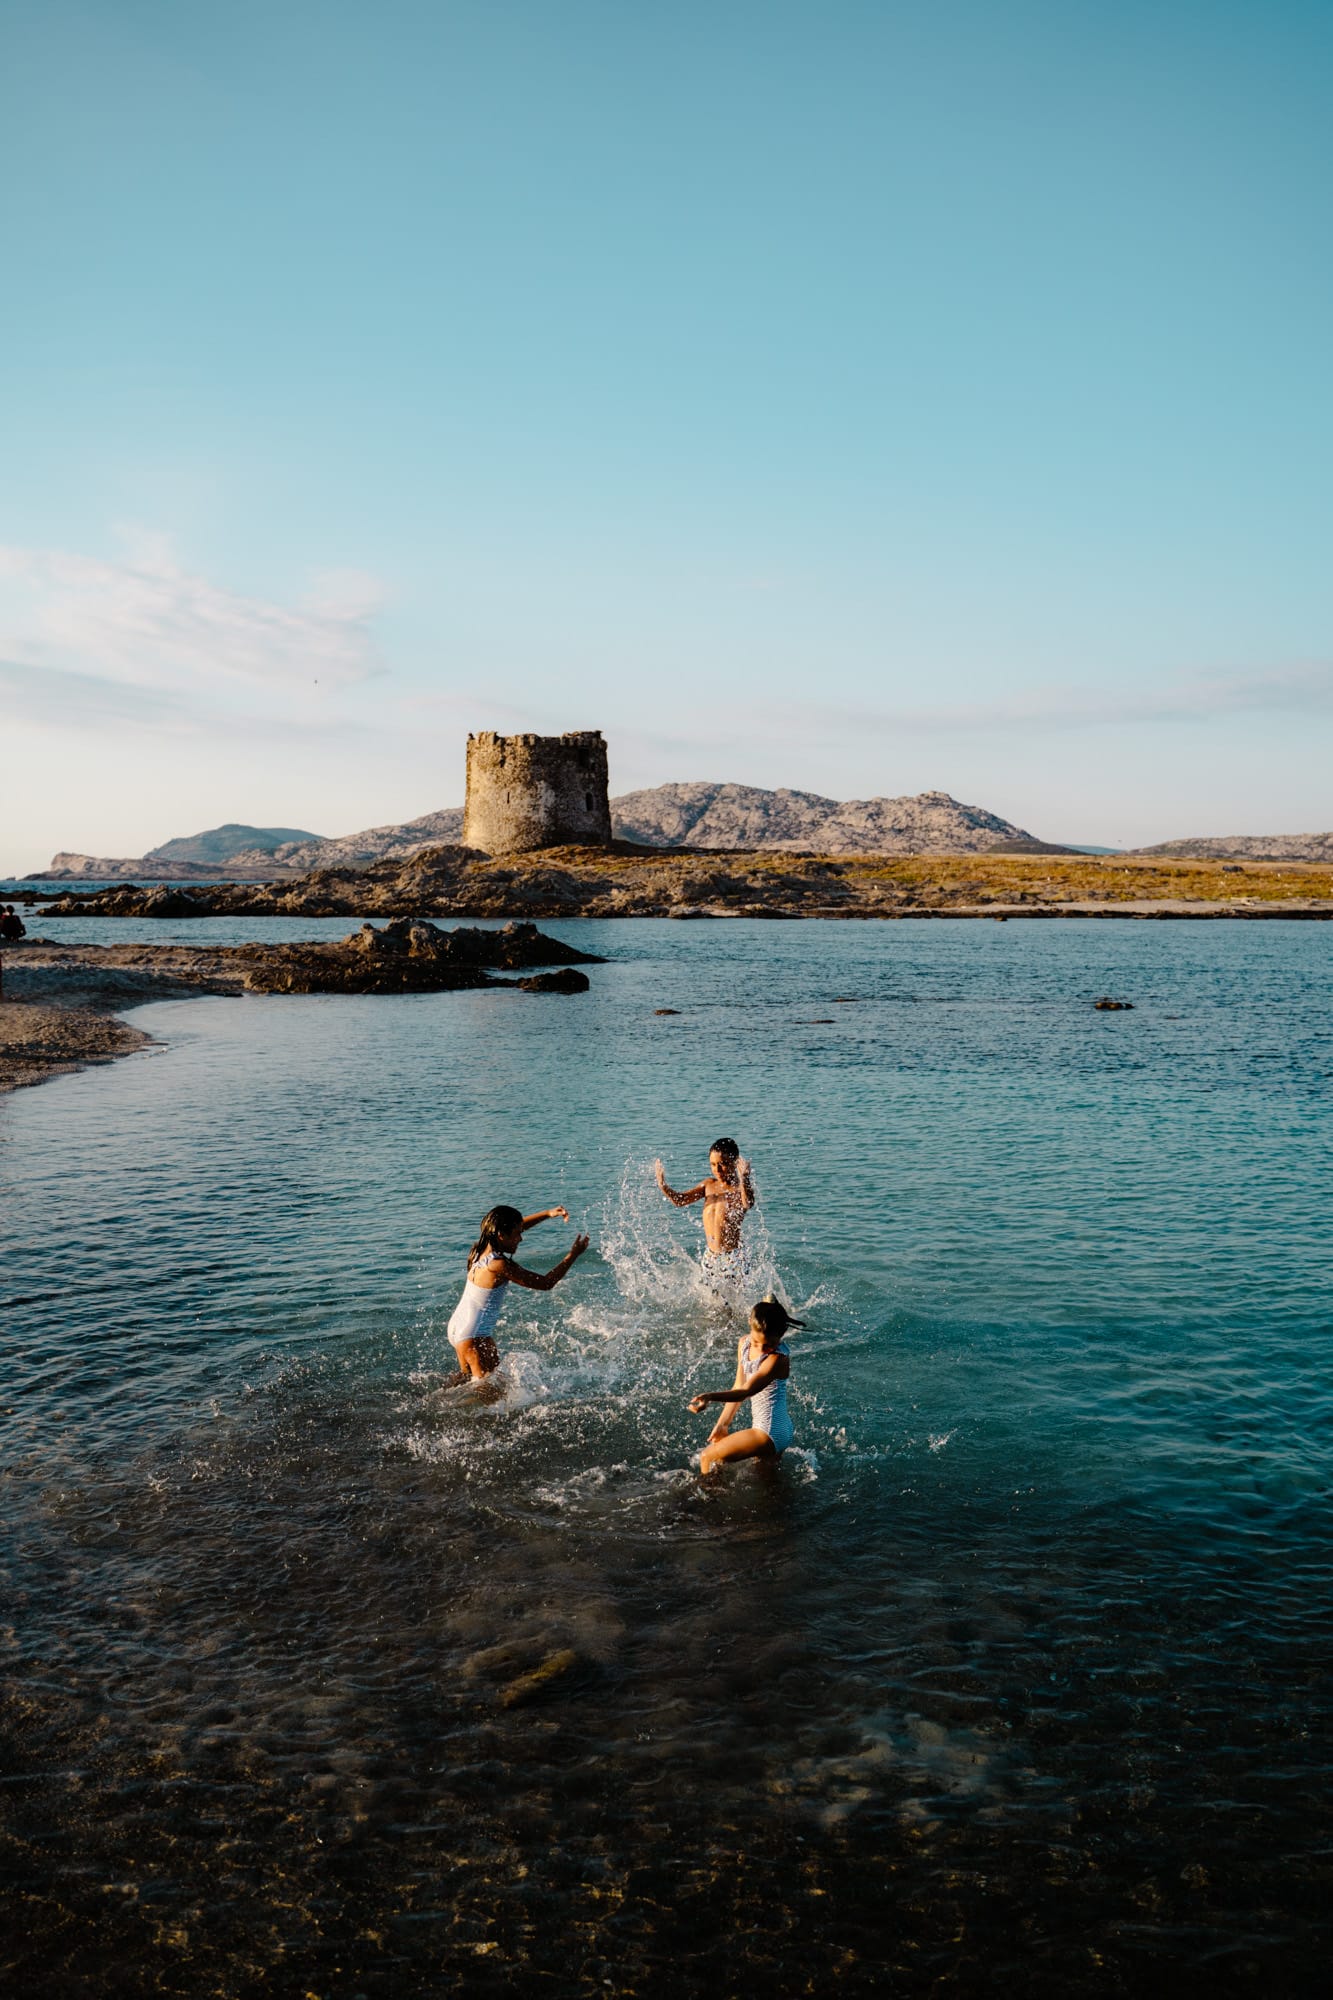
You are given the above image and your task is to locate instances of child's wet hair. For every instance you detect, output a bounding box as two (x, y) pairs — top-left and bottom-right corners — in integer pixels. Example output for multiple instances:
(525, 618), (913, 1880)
(750, 1297), (804, 1341)
(711, 1137), (740, 1163)
(467, 1204), (524, 1269)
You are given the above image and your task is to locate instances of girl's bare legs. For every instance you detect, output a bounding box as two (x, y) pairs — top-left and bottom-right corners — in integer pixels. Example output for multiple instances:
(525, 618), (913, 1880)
(451, 1336), (501, 1383)
(699, 1427), (778, 1476)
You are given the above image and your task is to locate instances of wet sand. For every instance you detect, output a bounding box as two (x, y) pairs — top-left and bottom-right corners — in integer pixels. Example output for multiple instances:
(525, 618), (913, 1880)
(0, 1000), (152, 1094)
(0, 943), (244, 1095)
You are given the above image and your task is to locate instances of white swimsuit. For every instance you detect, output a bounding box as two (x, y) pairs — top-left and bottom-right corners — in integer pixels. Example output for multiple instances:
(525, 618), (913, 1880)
(447, 1250), (510, 1350)
(745, 1340), (794, 1454)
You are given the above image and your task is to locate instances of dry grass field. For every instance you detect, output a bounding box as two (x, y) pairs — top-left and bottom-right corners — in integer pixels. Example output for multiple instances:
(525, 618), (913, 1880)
(846, 853), (1333, 904)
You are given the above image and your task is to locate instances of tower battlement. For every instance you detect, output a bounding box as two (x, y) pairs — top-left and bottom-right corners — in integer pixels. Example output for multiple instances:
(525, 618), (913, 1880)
(463, 730), (612, 855)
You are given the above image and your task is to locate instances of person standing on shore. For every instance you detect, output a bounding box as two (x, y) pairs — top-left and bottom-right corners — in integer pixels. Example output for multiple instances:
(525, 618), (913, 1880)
(655, 1138), (755, 1296)
(689, 1296), (802, 1474)
(445, 1203), (589, 1383)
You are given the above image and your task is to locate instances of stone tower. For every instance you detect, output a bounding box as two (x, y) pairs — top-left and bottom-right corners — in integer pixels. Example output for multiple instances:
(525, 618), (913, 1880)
(463, 730), (613, 855)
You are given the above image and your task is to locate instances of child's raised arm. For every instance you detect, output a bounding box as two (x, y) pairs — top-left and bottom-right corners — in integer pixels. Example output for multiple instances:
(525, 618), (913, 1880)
(503, 1234), (590, 1292)
(521, 1206), (569, 1230)
(655, 1160), (708, 1206)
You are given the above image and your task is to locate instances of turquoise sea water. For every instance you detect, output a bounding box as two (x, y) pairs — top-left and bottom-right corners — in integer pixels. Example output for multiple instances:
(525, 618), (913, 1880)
(3, 918), (1331, 1994)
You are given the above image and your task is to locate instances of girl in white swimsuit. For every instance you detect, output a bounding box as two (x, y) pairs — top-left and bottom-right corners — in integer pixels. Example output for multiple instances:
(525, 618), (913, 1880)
(689, 1297), (802, 1474)
(446, 1203), (590, 1381)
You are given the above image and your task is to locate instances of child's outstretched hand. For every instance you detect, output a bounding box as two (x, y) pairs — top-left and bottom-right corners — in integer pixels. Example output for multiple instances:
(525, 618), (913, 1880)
(688, 1393), (712, 1414)
(654, 1159), (667, 1189)
(549, 1205), (570, 1221)
(569, 1233), (591, 1260)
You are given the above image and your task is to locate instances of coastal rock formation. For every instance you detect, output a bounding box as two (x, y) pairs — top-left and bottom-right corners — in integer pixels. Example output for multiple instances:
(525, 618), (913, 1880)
(464, 730), (612, 855)
(43, 852), (165, 881)
(1128, 832), (1333, 864)
(240, 919), (601, 995)
(0, 922), (601, 1092)
(25, 848), (1333, 923)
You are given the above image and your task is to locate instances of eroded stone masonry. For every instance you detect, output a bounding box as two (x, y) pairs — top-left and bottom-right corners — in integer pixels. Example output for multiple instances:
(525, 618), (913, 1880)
(463, 730), (613, 855)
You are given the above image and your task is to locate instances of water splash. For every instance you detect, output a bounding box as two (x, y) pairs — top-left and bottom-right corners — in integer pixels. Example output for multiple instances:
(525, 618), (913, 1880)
(599, 1152), (788, 1317)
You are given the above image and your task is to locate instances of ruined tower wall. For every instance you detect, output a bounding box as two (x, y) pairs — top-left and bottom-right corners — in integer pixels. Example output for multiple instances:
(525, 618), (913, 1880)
(463, 730), (613, 855)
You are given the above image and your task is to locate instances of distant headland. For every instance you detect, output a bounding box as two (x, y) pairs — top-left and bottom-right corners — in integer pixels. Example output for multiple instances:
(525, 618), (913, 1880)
(26, 760), (1331, 886)
(31, 780), (1057, 881)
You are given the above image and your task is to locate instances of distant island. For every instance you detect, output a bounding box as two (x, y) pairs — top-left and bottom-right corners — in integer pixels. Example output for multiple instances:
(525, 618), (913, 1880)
(32, 785), (1056, 879)
(28, 782), (1333, 884)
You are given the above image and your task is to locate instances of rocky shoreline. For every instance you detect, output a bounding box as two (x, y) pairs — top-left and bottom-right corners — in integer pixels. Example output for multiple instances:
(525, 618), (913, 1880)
(5, 851), (1331, 1099)
(0, 922), (600, 1097)
(18, 844), (1333, 921)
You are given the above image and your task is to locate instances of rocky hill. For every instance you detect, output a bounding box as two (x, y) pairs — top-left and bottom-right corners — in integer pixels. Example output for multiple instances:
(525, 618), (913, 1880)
(609, 784), (1034, 853)
(150, 823), (323, 867)
(34, 786), (1035, 879)
(229, 808), (467, 873)
(1128, 832), (1333, 864)
(35, 808), (466, 880)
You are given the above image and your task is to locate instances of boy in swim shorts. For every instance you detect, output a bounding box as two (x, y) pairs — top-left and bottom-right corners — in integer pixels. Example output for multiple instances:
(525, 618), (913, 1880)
(655, 1138), (754, 1301)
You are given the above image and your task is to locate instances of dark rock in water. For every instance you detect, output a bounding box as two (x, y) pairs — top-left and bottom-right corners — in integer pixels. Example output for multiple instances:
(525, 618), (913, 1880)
(512, 968), (590, 994)
(46, 883), (220, 918)
(339, 916), (599, 968)
(241, 952), (493, 996)
(654, 1007), (681, 1015)
(1093, 997), (1134, 1010)
(238, 920), (600, 995)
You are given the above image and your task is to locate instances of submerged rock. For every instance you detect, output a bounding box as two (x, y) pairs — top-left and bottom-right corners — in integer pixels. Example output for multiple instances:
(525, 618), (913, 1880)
(1093, 997), (1134, 1010)
(498, 1648), (579, 1708)
(512, 969), (590, 994)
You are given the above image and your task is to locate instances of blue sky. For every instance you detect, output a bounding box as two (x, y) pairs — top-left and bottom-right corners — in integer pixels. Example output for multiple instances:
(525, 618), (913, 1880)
(2, 0), (1330, 868)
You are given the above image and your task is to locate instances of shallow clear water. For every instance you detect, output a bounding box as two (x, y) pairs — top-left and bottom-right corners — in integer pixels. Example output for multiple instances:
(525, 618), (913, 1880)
(3, 918), (1331, 1995)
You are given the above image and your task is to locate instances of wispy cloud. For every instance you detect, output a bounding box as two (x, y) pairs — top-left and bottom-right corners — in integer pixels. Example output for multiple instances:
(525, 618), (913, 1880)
(0, 532), (386, 698)
(774, 662), (1333, 738)
(0, 656), (207, 734)
(0, 655), (406, 757)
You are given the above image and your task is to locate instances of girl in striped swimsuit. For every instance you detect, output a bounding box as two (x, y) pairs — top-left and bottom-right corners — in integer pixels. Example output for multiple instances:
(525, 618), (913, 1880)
(690, 1296), (802, 1475)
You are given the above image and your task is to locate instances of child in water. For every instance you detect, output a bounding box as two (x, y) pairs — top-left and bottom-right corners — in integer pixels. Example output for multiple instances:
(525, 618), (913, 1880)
(655, 1138), (755, 1297)
(689, 1296), (802, 1474)
(446, 1204), (589, 1382)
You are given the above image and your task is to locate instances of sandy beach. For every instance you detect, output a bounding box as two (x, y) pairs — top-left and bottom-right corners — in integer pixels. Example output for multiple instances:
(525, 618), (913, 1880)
(0, 949), (243, 1094)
